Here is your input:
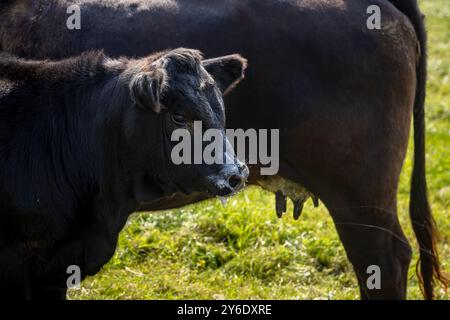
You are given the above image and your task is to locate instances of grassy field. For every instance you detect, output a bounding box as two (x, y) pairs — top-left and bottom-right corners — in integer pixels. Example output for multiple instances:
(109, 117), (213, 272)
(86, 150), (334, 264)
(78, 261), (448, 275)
(69, 0), (450, 300)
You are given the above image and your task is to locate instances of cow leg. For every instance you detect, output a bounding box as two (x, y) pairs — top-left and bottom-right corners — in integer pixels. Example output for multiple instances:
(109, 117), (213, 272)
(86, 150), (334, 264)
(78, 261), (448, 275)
(39, 227), (120, 290)
(38, 235), (118, 287)
(30, 278), (68, 300)
(0, 245), (31, 299)
(328, 202), (412, 299)
(31, 285), (67, 300)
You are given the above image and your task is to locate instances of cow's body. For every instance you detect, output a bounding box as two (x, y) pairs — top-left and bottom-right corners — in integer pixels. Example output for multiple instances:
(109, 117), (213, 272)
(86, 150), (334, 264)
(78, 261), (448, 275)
(1, 0), (417, 211)
(0, 0), (446, 299)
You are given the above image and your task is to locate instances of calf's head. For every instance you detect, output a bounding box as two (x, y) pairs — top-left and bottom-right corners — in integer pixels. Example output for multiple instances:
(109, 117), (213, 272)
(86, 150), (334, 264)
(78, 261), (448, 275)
(119, 48), (248, 200)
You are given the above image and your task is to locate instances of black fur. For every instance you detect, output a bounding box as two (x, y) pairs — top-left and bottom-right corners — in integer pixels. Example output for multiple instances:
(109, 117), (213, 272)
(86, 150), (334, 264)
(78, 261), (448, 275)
(0, 48), (247, 299)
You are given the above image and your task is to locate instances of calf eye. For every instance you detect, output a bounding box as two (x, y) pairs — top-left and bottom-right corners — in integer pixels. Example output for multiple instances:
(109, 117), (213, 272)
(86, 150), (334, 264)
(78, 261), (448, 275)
(171, 113), (187, 126)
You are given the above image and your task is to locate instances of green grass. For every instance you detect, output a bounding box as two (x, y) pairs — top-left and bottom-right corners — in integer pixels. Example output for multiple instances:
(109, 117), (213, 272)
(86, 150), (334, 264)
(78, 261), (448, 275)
(69, 0), (450, 300)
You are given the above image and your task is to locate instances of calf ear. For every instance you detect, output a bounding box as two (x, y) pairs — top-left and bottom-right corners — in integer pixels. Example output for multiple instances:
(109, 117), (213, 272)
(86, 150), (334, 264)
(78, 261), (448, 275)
(202, 54), (247, 96)
(129, 69), (167, 113)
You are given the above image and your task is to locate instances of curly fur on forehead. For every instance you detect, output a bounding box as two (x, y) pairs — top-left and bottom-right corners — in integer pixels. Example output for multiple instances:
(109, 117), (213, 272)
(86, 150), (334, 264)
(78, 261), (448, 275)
(154, 48), (204, 75)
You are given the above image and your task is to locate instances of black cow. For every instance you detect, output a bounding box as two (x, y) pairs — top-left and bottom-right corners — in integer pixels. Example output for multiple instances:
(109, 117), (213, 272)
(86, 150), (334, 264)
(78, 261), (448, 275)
(0, 0), (447, 299)
(0, 48), (248, 299)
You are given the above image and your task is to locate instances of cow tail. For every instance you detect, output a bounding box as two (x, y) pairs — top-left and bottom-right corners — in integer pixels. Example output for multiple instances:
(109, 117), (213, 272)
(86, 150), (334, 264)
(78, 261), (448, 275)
(389, 0), (448, 299)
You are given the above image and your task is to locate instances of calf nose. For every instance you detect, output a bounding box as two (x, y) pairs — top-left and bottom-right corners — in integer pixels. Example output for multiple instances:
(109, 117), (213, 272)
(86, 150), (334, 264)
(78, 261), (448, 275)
(227, 172), (245, 190)
(225, 163), (249, 192)
(207, 163), (249, 197)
